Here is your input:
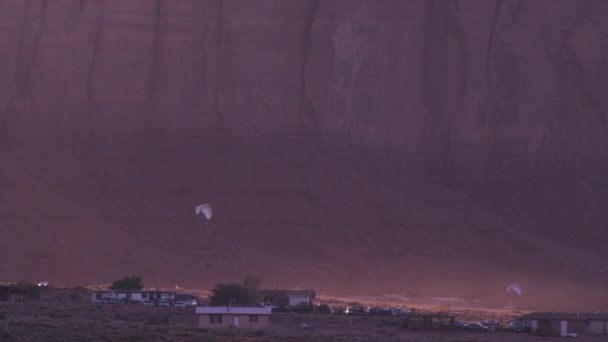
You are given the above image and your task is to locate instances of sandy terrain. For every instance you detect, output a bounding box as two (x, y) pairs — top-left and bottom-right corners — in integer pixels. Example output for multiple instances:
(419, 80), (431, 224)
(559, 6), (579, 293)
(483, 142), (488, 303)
(1, 288), (607, 341)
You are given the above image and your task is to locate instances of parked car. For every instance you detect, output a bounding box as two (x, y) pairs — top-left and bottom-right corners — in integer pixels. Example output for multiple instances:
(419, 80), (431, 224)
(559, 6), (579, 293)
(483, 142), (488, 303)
(390, 308), (407, 316)
(452, 320), (468, 329)
(345, 306), (366, 315)
(367, 307), (392, 316)
(465, 323), (489, 332)
(158, 300), (170, 307)
(110, 298), (127, 304)
(271, 306), (291, 313)
(183, 299), (198, 307)
(260, 302), (278, 309)
(98, 297), (113, 304)
(142, 300), (155, 306)
(174, 301), (186, 308)
(504, 322), (526, 332)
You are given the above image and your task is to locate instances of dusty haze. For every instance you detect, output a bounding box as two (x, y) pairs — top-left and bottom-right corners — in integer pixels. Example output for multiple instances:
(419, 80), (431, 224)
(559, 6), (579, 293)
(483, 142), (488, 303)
(1, 0), (607, 310)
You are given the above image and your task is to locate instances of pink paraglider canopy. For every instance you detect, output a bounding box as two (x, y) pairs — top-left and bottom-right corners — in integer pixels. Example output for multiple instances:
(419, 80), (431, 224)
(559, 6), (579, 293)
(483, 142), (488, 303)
(506, 283), (522, 295)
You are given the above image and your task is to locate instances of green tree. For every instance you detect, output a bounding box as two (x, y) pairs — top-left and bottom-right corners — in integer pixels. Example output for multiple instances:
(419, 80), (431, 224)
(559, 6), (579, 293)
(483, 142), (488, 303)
(242, 275), (261, 291)
(242, 275), (262, 305)
(209, 282), (248, 306)
(110, 276), (143, 291)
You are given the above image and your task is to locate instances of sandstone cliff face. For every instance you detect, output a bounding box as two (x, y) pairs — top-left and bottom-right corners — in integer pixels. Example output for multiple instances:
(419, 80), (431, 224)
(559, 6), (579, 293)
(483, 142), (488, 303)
(1, 0), (608, 307)
(2, 0), (607, 166)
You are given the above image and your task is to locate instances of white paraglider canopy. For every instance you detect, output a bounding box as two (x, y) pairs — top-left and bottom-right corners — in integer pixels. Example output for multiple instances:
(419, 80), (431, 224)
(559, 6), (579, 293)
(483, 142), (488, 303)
(506, 283), (522, 296)
(195, 203), (213, 220)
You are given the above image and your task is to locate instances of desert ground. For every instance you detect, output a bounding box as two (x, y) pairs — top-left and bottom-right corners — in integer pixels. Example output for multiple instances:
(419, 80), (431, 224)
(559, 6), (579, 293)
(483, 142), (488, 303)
(1, 288), (607, 342)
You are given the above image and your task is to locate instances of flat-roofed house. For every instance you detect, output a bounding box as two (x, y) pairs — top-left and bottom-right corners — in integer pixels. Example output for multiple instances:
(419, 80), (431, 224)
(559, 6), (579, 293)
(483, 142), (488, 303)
(91, 290), (176, 303)
(287, 290), (316, 306)
(195, 306), (272, 329)
(586, 312), (608, 335)
(516, 312), (608, 336)
(259, 289), (316, 307)
(0, 286), (28, 302)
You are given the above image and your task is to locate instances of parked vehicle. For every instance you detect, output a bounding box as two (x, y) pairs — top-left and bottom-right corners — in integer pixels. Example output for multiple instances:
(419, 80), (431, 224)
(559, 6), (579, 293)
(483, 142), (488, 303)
(465, 323), (489, 332)
(367, 307), (392, 316)
(452, 320), (467, 329)
(390, 308), (407, 316)
(183, 299), (198, 307)
(142, 300), (155, 306)
(345, 306), (366, 315)
(98, 297), (112, 304)
(174, 301), (186, 307)
(110, 298), (127, 304)
(158, 300), (170, 307)
(260, 302), (278, 309)
(504, 322), (526, 332)
(271, 306), (291, 313)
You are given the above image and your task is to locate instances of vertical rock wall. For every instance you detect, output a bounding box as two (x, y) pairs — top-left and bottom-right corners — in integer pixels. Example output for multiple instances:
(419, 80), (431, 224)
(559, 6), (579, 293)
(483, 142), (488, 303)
(1, 0), (607, 178)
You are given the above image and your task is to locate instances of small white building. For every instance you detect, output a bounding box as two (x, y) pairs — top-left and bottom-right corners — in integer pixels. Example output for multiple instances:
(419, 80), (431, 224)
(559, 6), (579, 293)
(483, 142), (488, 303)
(287, 290), (315, 306)
(259, 289), (316, 307)
(586, 313), (608, 335)
(516, 312), (608, 336)
(91, 290), (175, 303)
(195, 306), (272, 329)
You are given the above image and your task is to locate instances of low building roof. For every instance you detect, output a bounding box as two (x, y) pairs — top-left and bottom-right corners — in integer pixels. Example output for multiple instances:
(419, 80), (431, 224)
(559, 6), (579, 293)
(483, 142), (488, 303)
(195, 306), (272, 315)
(518, 312), (608, 321)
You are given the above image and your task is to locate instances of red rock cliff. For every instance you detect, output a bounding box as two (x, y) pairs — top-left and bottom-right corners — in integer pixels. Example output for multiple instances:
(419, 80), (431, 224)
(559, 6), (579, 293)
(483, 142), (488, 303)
(2, 0), (607, 164)
(1, 0), (607, 308)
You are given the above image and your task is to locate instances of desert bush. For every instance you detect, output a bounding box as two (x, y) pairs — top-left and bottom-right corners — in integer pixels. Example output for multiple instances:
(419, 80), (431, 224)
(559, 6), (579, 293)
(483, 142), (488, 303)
(125, 335), (147, 342)
(46, 312), (69, 319)
(316, 303), (332, 314)
(211, 329), (235, 337)
(113, 313), (129, 321)
(146, 315), (170, 325)
(387, 319), (402, 328)
(244, 329), (264, 337)
(292, 302), (313, 314)
(191, 337), (216, 342)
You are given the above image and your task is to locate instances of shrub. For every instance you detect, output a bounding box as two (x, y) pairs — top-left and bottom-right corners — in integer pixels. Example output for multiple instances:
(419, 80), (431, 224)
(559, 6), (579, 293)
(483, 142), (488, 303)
(292, 302), (313, 314)
(316, 303), (332, 314)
